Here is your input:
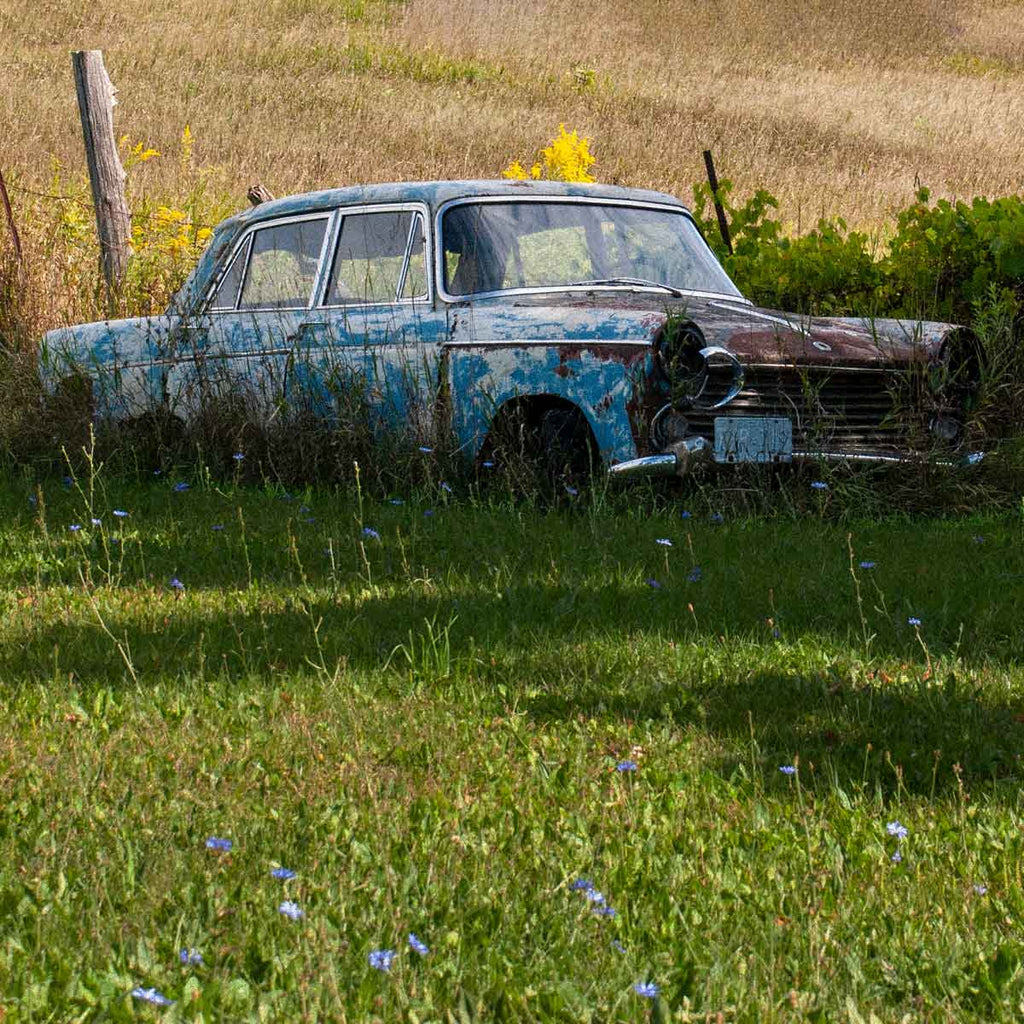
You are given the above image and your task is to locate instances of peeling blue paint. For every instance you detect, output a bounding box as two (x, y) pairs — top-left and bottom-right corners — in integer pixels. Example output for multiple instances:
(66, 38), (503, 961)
(40, 180), (968, 474)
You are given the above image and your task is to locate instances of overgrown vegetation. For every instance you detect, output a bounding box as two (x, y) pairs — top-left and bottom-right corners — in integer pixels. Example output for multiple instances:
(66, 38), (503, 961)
(3, 3), (1024, 1018)
(2, 470), (1024, 1020)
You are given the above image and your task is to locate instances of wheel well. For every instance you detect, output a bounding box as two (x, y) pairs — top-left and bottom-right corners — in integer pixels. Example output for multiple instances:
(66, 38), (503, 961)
(481, 394), (599, 481)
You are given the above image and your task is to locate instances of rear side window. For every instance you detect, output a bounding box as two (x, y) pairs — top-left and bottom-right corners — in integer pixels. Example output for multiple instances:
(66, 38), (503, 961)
(326, 210), (426, 305)
(236, 218), (328, 310)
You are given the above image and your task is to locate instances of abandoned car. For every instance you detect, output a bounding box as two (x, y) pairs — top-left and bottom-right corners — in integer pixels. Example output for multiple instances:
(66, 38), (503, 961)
(40, 180), (979, 478)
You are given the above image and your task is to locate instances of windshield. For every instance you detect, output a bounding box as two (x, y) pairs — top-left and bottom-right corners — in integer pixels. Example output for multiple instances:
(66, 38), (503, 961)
(441, 200), (741, 299)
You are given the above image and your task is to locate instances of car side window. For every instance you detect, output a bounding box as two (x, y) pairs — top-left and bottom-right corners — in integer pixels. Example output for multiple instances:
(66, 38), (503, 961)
(326, 210), (425, 305)
(209, 237), (250, 310)
(237, 218), (328, 310)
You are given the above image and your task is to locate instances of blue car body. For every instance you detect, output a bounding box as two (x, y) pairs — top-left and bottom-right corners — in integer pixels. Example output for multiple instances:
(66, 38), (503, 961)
(41, 179), (973, 476)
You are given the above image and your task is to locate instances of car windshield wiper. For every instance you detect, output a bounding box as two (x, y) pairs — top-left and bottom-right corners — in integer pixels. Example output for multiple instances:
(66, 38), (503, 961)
(566, 277), (684, 297)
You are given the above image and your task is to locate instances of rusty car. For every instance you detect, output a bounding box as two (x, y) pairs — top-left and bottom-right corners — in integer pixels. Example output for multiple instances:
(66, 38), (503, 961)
(40, 179), (980, 480)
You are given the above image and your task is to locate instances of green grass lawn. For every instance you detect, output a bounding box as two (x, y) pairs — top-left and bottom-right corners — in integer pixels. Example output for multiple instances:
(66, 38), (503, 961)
(2, 469), (1024, 1021)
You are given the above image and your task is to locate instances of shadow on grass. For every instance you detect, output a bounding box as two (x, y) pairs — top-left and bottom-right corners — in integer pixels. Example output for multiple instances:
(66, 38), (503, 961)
(8, 573), (1024, 793)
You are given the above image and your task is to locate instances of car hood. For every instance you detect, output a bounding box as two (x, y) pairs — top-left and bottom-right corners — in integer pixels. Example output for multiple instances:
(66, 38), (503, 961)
(461, 292), (962, 368)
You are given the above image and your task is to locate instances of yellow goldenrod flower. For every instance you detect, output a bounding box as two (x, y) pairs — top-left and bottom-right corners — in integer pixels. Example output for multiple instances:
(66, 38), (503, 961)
(502, 160), (528, 181)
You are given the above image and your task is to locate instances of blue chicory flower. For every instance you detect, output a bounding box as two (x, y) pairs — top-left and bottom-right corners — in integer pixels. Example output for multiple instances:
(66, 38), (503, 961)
(687, 566), (702, 582)
(69, 524), (81, 532)
(859, 560), (876, 569)
(278, 900), (303, 920)
(966, 451), (984, 465)
(709, 512), (724, 525)
(633, 981), (659, 998)
(680, 510), (692, 519)
(811, 480), (829, 490)
(179, 947), (203, 965)
(362, 527), (381, 540)
(113, 509), (128, 518)
(886, 820), (909, 840)
(616, 760), (638, 772)
(211, 524), (224, 531)
(169, 577), (185, 591)
(482, 460), (495, 468)
(594, 905), (616, 917)
(656, 538), (672, 547)
(584, 889), (606, 905)
(131, 987), (174, 1006)
(91, 518), (101, 526)
(571, 878), (594, 892)
(173, 482), (190, 492)
(424, 509), (435, 517)
(408, 933), (429, 955)
(271, 867), (296, 880)
(612, 939), (627, 953)
(440, 481), (453, 493)
(205, 836), (232, 852)
(973, 883), (988, 895)
(908, 616), (921, 627)
(891, 851), (902, 863)
(645, 578), (661, 589)
(368, 949), (396, 972)
(779, 765), (796, 775)
(564, 484), (579, 496)
(418, 446), (433, 453)
(233, 452), (244, 461)
(389, 498), (404, 505)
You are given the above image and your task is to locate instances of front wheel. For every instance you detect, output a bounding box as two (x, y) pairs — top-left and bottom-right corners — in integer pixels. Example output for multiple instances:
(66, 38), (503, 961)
(482, 401), (597, 497)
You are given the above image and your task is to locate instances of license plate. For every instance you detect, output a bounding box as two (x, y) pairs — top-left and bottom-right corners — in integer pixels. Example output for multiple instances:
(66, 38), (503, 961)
(714, 416), (793, 464)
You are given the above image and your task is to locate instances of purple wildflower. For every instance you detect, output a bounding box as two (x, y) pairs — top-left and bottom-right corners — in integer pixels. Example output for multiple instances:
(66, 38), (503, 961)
(278, 900), (303, 920)
(131, 987), (174, 1006)
(368, 949), (396, 972)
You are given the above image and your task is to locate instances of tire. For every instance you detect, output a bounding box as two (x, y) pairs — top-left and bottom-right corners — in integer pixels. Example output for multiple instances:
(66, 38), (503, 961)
(483, 401), (596, 497)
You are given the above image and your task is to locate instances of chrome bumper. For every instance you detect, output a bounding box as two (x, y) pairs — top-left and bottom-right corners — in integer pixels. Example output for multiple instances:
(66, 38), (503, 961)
(609, 437), (708, 480)
(609, 440), (987, 479)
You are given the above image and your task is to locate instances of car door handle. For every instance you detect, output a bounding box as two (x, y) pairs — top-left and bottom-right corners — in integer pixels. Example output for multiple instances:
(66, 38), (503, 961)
(286, 322), (330, 345)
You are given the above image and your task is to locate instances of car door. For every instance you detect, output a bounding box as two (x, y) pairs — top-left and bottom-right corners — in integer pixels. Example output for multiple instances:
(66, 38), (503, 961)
(167, 213), (332, 422)
(287, 204), (446, 443)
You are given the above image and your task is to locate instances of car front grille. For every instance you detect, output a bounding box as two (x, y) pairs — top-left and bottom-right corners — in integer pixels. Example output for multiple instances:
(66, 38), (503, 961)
(686, 363), (923, 451)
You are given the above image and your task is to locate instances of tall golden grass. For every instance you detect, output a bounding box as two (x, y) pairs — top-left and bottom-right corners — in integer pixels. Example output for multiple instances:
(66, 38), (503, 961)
(1, 0), (1022, 332)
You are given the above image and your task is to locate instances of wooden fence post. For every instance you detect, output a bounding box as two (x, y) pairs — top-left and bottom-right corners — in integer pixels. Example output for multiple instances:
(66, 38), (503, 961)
(72, 50), (130, 295)
(702, 149), (733, 256)
(0, 168), (23, 266)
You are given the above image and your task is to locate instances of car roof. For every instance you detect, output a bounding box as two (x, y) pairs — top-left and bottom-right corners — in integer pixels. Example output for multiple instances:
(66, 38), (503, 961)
(230, 179), (690, 228)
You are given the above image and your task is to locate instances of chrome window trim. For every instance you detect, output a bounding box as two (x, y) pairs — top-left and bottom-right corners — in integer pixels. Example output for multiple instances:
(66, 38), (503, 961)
(208, 235), (253, 312)
(201, 212), (333, 314)
(433, 195), (746, 305)
(318, 202), (432, 310)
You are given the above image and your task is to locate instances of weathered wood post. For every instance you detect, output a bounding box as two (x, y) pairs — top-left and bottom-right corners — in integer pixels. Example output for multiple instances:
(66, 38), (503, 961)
(0, 168), (23, 266)
(72, 50), (130, 295)
(247, 184), (275, 206)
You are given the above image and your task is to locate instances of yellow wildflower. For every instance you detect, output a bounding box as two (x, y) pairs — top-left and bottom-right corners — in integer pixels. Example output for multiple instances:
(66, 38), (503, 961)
(180, 124), (194, 172)
(501, 125), (596, 184)
(502, 160), (528, 181)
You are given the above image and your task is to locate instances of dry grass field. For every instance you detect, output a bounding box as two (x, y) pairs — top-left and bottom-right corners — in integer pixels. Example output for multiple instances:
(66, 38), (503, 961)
(3, 0), (1024, 232)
